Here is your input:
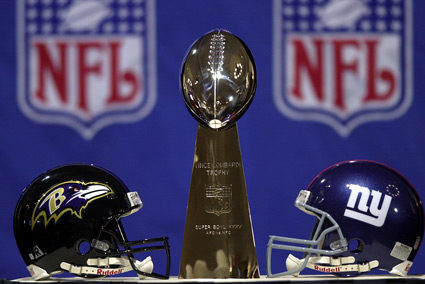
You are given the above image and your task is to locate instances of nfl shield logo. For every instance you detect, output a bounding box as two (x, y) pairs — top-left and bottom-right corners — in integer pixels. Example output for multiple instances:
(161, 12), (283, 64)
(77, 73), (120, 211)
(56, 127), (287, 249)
(17, 0), (156, 140)
(204, 184), (232, 216)
(273, 0), (413, 137)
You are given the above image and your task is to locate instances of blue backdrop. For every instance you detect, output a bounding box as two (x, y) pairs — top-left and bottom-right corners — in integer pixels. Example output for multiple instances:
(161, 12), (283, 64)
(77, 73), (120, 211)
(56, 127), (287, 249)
(1, 0), (424, 279)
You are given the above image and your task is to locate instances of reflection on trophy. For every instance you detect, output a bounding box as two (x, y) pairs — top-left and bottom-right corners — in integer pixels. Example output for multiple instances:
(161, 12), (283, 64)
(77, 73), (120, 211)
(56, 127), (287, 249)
(179, 29), (259, 279)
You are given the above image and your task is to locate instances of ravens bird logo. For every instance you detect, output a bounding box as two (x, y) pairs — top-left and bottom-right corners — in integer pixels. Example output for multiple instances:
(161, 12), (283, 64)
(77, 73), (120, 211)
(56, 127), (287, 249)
(31, 181), (112, 230)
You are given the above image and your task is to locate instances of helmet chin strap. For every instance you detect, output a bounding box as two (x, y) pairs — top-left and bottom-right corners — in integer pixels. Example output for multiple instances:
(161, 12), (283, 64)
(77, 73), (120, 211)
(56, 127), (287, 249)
(60, 256), (153, 279)
(286, 254), (379, 276)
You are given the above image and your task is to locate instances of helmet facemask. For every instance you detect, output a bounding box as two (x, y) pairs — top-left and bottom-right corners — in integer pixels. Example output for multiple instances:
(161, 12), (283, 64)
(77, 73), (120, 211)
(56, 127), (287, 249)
(267, 190), (351, 277)
(57, 193), (171, 280)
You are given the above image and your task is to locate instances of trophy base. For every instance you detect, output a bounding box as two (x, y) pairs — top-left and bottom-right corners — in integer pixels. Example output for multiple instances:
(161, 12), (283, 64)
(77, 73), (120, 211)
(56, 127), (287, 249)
(179, 124), (259, 279)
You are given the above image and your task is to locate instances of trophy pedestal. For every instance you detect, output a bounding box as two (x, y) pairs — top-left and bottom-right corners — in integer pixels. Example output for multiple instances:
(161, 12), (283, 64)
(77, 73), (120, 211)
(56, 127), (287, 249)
(179, 124), (259, 279)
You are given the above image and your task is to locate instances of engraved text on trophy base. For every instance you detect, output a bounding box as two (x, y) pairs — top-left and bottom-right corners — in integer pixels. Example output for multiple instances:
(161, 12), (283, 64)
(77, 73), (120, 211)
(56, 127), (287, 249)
(194, 224), (243, 236)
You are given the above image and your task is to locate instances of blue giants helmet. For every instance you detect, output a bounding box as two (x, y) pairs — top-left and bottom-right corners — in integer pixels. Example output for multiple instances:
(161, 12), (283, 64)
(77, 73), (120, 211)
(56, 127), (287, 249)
(267, 160), (424, 277)
(14, 164), (170, 280)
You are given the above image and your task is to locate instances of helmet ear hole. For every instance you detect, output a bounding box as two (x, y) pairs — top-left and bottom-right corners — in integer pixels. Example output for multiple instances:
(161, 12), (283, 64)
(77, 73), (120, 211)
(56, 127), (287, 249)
(348, 239), (364, 254)
(77, 240), (91, 255)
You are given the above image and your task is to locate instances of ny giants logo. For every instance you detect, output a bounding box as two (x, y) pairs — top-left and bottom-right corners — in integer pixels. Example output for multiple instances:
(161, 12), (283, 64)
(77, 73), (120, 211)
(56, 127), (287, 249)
(344, 184), (392, 227)
(32, 181), (112, 229)
(17, 0), (156, 140)
(273, 0), (413, 137)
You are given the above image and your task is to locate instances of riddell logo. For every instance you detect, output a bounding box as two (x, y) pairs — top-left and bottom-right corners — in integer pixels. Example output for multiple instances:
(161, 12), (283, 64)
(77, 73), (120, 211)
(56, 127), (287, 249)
(314, 265), (342, 273)
(344, 184), (392, 227)
(97, 268), (124, 276)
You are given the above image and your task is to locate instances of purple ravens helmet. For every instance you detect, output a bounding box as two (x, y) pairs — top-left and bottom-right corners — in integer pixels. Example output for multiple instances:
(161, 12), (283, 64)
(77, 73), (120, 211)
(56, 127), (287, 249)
(14, 164), (170, 280)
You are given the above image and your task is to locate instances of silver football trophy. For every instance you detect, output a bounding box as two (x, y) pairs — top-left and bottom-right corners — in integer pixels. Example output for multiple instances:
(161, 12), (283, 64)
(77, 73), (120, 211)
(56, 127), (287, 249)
(179, 29), (259, 278)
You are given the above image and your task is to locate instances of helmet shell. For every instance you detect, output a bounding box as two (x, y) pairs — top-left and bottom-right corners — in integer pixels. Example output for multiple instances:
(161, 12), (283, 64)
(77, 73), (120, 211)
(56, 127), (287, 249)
(14, 164), (136, 276)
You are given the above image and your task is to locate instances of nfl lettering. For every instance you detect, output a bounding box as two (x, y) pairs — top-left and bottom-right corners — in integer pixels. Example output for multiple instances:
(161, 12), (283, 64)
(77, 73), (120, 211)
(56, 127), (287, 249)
(31, 181), (112, 230)
(32, 39), (140, 116)
(343, 184), (392, 227)
(287, 35), (397, 114)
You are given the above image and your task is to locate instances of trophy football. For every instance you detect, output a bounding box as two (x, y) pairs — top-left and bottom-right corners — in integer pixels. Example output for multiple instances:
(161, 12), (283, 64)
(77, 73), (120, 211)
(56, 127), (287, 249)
(179, 29), (259, 278)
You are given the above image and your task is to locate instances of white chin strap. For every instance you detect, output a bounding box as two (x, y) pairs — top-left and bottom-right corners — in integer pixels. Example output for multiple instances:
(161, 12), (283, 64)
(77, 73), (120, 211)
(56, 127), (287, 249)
(60, 256), (153, 279)
(286, 254), (379, 276)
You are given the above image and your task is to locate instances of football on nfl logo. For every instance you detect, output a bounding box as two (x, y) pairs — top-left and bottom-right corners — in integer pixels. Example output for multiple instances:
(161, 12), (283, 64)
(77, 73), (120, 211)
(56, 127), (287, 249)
(273, 0), (412, 137)
(17, 0), (156, 140)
